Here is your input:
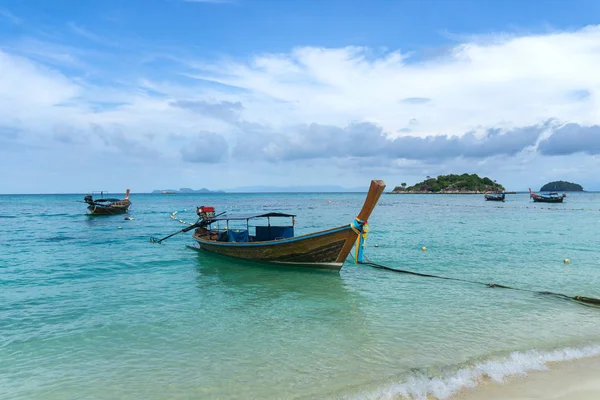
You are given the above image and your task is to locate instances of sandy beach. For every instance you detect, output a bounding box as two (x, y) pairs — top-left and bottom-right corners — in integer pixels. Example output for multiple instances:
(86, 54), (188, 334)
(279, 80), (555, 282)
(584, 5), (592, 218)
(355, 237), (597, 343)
(454, 355), (600, 400)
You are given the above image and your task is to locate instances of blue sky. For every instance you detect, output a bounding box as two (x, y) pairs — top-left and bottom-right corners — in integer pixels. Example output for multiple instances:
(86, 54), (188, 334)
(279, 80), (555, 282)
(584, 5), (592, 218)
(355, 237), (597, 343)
(1, 0), (600, 193)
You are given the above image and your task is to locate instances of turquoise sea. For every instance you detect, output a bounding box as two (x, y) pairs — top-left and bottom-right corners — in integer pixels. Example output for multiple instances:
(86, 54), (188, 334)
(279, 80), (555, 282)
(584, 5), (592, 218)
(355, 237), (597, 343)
(1, 191), (600, 399)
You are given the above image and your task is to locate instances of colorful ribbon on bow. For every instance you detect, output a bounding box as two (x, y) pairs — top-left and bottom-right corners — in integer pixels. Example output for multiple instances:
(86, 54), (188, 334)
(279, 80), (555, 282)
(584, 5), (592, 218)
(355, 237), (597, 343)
(350, 218), (369, 263)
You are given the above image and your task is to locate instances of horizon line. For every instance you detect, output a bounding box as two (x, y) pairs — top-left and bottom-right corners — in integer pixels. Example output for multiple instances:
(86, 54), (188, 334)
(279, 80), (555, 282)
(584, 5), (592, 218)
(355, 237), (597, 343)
(1, 189), (597, 196)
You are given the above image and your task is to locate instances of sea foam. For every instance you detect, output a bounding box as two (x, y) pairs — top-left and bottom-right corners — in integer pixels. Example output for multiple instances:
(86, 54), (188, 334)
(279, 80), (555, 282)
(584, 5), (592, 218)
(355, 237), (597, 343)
(350, 344), (600, 400)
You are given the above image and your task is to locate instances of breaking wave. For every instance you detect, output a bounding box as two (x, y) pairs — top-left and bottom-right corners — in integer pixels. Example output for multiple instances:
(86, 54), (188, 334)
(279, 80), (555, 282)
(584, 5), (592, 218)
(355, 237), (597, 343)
(351, 344), (600, 400)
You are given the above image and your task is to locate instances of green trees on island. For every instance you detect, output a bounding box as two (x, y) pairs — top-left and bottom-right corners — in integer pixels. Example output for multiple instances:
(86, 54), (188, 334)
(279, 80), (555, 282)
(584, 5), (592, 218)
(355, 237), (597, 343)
(392, 174), (504, 193)
(540, 181), (583, 192)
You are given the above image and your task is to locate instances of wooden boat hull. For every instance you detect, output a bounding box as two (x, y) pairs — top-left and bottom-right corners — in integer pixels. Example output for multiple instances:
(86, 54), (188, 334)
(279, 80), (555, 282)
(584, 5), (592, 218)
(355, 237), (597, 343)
(484, 195), (505, 202)
(87, 201), (131, 215)
(192, 225), (358, 270)
(531, 197), (563, 203)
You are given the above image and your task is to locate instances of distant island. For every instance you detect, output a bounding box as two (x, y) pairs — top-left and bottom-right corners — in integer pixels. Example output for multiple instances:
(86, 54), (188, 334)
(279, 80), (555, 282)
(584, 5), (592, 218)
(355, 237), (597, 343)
(540, 181), (583, 192)
(224, 185), (366, 193)
(390, 174), (505, 194)
(152, 188), (225, 194)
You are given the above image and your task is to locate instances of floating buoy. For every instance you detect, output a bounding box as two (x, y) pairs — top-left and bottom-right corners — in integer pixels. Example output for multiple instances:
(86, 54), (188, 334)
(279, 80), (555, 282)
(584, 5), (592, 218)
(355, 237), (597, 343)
(375, 244), (379, 247)
(422, 246), (427, 251)
(118, 226), (122, 229)
(124, 217), (134, 221)
(564, 258), (570, 264)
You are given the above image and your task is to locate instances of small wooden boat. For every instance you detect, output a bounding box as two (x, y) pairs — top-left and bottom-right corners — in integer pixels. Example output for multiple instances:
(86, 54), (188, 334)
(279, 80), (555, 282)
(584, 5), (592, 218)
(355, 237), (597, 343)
(484, 192), (505, 202)
(191, 180), (386, 270)
(84, 189), (131, 215)
(529, 188), (565, 203)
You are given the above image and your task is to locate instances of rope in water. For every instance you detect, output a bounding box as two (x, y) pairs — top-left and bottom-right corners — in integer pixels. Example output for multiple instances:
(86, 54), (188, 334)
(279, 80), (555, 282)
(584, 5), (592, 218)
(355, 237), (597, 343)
(360, 256), (600, 308)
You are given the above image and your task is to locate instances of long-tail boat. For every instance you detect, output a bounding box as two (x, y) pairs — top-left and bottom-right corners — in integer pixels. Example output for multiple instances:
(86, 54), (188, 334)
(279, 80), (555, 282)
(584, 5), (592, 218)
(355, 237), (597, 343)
(190, 180), (386, 270)
(484, 191), (506, 202)
(84, 189), (131, 215)
(529, 188), (566, 203)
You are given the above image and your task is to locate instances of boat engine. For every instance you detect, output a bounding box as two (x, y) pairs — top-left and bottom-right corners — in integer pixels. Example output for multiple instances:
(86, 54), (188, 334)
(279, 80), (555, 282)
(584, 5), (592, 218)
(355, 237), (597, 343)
(197, 206), (215, 221)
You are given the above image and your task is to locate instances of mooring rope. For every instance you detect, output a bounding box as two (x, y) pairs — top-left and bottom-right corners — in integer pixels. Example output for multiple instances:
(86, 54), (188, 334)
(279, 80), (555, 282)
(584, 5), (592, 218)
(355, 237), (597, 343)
(360, 256), (600, 308)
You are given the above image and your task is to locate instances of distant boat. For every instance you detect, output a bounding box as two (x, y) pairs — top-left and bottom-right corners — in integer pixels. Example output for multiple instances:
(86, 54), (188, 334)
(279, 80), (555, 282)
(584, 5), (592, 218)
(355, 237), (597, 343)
(529, 188), (566, 203)
(484, 191), (506, 202)
(84, 189), (131, 215)
(190, 180), (386, 270)
(162, 191), (177, 194)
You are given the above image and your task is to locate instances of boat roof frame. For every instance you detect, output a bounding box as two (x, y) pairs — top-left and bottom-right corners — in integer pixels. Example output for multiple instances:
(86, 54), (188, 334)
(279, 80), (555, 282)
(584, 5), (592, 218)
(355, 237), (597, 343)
(209, 212), (296, 221)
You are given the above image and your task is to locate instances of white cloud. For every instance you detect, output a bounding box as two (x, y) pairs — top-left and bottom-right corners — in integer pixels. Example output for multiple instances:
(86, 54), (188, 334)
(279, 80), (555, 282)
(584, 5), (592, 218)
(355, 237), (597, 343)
(191, 26), (600, 136)
(2, 25), (600, 192)
(0, 51), (81, 122)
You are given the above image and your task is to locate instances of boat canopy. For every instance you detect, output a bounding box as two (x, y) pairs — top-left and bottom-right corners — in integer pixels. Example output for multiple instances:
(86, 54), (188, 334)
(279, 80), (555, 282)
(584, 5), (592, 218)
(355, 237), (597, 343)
(209, 212), (296, 221)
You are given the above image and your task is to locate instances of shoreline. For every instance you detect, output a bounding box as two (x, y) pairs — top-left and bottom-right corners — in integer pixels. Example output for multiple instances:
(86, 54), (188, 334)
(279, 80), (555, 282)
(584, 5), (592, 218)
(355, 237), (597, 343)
(356, 344), (600, 400)
(453, 354), (600, 400)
